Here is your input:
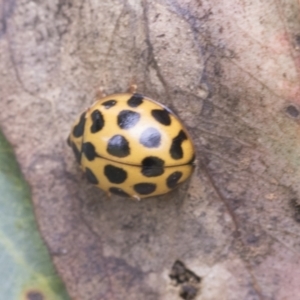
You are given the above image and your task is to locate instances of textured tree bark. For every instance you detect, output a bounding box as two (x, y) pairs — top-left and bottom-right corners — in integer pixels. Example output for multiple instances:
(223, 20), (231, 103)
(1, 0), (300, 299)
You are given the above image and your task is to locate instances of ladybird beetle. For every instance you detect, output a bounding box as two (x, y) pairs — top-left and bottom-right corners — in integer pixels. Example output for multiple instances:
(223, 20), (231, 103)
(68, 92), (195, 199)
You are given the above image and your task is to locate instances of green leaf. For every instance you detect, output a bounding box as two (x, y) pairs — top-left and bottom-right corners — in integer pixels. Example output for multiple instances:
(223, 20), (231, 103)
(0, 131), (69, 300)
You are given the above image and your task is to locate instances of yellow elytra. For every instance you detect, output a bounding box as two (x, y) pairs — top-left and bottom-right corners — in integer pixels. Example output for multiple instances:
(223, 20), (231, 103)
(68, 92), (195, 199)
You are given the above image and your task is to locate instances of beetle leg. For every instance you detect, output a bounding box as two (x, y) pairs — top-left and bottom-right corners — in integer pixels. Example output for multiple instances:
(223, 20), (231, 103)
(132, 195), (141, 201)
(127, 84), (137, 94)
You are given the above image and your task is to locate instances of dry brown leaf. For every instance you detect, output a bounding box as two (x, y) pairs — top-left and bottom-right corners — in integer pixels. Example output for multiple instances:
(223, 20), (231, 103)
(1, 0), (300, 299)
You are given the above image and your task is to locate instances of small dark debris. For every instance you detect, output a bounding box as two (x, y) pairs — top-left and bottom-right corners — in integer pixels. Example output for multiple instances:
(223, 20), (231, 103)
(26, 291), (44, 300)
(286, 105), (299, 118)
(180, 284), (198, 300)
(169, 260), (201, 300)
(169, 260), (201, 284)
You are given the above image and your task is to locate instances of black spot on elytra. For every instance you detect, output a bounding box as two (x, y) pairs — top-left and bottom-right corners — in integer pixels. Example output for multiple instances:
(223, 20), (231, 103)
(170, 130), (188, 160)
(127, 93), (144, 107)
(104, 165), (127, 184)
(151, 109), (171, 126)
(134, 183), (156, 195)
(141, 156), (164, 177)
(70, 142), (81, 164)
(85, 167), (99, 184)
(82, 142), (98, 161)
(118, 110), (140, 129)
(90, 110), (104, 133)
(72, 112), (86, 138)
(107, 135), (130, 157)
(102, 99), (117, 109)
(109, 187), (130, 197)
(167, 171), (183, 188)
(139, 127), (161, 148)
